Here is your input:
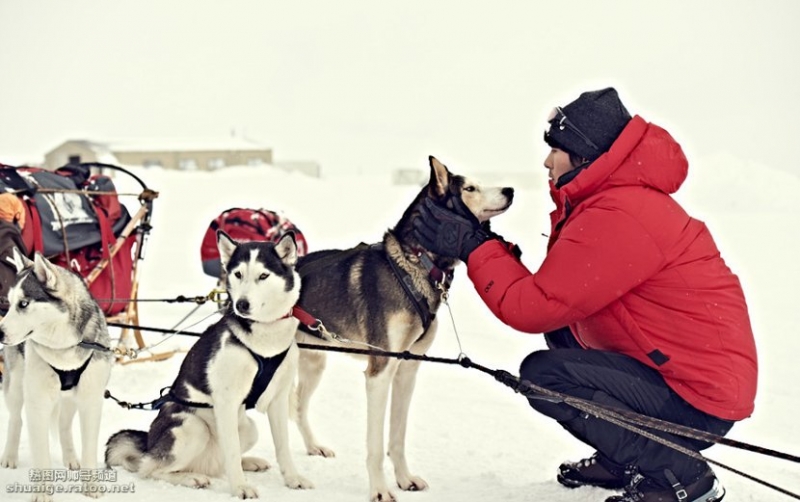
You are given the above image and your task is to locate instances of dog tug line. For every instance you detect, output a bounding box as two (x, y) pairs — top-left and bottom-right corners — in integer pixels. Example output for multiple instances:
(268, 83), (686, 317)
(96, 292), (800, 501)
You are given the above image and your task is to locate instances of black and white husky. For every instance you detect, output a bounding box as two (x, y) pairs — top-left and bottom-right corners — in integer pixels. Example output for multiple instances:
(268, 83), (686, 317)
(105, 231), (312, 499)
(294, 156), (514, 502)
(0, 250), (114, 501)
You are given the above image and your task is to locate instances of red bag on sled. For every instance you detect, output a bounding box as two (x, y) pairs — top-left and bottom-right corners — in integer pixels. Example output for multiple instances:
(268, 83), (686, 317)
(50, 209), (135, 317)
(200, 208), (308, 279)
(0, 164), (134, 316)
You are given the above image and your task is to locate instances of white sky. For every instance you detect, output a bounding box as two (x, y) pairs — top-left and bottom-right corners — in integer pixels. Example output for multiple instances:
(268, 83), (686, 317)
(1, 0), (798, 176)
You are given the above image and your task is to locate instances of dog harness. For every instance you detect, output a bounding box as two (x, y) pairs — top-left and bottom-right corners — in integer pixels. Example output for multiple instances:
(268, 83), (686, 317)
(156, 347), (290, 410)
(241, 346), (289, 410)
(50, 354), (93, 391)
(380, 243), (453, 332)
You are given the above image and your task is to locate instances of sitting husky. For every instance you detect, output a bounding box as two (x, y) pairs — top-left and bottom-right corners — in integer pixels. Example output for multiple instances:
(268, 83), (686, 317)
(105, 231), (312, 499)
(294, 156), (514, 502)
(0, 250), (114, 500)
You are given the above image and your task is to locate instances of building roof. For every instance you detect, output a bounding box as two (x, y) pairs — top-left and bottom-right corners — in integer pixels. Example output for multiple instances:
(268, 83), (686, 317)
(102, 137), (270, 153)
(64, 140), (119, 164)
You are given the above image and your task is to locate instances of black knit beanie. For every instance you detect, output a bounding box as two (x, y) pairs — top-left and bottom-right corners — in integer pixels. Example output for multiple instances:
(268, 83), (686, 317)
(544, 87), (632, 161)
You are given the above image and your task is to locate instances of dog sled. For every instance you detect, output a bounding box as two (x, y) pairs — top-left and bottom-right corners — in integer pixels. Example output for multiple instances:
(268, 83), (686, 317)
(0, 161), (160, 365)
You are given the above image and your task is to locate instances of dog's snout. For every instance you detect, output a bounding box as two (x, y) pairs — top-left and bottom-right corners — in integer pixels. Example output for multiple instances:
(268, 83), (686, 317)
(235, 299), (250, 314)
(502, 187), (515, 200)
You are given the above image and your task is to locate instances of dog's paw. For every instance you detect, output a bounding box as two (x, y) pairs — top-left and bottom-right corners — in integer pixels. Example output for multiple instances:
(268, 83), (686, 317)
(181, 474), (211, 489)
(307, 445), (335, 458)
(370, 487), (397, 502)
(397, 474), (428, 492)
(65, 457), (81, 470)
(241, 456), (270, 472)
(283, 473), (314, 489)
(0, 454), (18, 469)
(232, 483), (259, 499)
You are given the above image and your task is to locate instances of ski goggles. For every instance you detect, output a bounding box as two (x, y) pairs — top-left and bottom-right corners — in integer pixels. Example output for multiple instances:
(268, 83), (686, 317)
(545, 106), (600, 152)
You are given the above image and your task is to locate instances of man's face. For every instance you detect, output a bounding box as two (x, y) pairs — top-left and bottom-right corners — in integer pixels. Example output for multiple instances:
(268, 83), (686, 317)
(544, 147), (575, 184)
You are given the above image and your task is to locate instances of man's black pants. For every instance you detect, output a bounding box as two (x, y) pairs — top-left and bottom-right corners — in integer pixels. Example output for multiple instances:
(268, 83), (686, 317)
(520, 328), (734, 487)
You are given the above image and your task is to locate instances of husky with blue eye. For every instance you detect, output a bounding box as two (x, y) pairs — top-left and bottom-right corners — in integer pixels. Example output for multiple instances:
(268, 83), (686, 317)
(105, 231), (312, 499)
(0, 249), (114, 501)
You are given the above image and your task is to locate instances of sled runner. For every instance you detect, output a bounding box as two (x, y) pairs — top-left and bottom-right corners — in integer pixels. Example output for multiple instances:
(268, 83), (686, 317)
(0, 161), (158, 362)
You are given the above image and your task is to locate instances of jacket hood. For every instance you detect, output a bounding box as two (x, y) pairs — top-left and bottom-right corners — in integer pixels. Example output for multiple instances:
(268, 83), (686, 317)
(551, 115), (688, 206)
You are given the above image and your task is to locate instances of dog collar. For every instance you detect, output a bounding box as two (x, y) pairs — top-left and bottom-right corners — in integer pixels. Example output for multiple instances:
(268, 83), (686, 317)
(290, 305), (318, 326)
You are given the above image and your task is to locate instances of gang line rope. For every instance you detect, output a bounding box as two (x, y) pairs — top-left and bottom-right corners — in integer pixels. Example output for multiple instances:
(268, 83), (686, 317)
(104, 319), (799, 500)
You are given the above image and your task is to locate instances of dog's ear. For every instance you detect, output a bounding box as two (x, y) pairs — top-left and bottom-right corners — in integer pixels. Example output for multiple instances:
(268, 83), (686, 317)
(275, 232), (298, 267)
(32, 252), (58, 290)
(216, 230), (238, 270)
(428, 156), (450, 198)
(9, 247), (33, 273)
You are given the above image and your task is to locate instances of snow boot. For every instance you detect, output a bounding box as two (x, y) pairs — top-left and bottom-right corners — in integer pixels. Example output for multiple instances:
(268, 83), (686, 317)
(605, 468), (725, 502)
(557, 452), (634, 490)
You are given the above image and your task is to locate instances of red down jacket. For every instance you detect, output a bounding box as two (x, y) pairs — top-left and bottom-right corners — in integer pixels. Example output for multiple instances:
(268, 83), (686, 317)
(468, 115), (757, 420)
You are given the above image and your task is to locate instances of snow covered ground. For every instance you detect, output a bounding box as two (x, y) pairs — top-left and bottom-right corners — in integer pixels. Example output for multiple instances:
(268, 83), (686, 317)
(1, 157), (799, 501)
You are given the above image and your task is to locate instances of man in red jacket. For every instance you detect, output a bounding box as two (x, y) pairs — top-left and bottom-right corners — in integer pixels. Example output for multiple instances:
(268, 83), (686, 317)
(412, 87), (757, 502)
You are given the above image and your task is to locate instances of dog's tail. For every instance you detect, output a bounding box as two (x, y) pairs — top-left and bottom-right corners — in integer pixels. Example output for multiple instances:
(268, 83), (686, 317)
(104, 429), (148, 472)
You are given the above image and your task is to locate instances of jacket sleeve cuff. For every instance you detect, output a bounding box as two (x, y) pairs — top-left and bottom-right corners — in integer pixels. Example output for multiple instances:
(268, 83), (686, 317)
(466, 239), (531, 313)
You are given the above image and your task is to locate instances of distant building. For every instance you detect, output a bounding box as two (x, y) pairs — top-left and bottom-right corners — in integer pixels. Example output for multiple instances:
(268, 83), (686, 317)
(273, 161), (321, 178)
(44, 137), (275, 172)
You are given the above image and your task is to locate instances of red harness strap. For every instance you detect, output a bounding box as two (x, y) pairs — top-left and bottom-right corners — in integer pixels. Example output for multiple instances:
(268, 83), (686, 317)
(290, 305), (320, 329)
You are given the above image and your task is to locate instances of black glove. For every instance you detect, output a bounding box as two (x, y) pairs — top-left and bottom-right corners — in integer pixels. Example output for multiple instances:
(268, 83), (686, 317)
(412, 198), (491, 261)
